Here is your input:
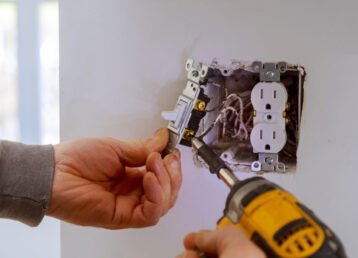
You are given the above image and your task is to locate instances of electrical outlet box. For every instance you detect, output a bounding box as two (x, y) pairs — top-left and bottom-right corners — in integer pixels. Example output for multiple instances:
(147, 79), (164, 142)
(162, 59), (305, 174)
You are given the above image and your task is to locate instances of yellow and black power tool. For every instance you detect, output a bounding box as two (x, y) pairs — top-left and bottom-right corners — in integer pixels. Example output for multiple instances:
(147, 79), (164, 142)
(192, 138), (346, 258)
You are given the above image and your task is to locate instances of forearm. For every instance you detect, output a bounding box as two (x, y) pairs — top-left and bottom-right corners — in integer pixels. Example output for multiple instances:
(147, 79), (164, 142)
(0, 141), (54, 226)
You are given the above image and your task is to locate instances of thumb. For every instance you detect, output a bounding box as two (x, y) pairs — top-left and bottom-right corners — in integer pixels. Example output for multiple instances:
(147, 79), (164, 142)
(109, 128), (169, 167)
(194, 227), (265, 258)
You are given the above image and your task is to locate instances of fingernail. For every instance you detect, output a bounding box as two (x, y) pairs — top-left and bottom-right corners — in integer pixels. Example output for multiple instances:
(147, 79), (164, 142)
(170, 154), (180, 169)
(173, 149), (181, 158)
(152, 128), (162, 138)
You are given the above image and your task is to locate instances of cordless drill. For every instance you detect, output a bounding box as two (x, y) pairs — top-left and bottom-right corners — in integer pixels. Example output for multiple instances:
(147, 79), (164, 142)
(192, 138), (346, 258)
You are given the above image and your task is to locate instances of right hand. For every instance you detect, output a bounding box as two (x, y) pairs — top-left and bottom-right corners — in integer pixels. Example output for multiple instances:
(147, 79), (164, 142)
(177, 226), (266, 258)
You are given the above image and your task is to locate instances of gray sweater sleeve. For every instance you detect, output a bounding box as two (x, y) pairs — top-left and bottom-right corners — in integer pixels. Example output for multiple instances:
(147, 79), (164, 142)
(0, 141), (54, 227)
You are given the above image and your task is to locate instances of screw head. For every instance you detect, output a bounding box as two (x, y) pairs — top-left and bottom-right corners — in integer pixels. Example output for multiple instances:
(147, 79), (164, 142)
(266, 71), (275, 79)
(182, 130), (194, 141)
(192, 70), (199, 77)
(198, 101), (206, 111)
(265, 157), (274, 165)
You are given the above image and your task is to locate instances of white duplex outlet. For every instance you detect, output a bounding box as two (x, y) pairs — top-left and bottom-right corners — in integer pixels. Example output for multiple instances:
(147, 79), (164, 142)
(250, 82), (288, 153)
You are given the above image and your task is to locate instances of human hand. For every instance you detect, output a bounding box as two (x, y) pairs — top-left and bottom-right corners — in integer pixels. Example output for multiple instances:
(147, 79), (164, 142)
(46, 128), (182, 229)
(177, 226), (265, 258)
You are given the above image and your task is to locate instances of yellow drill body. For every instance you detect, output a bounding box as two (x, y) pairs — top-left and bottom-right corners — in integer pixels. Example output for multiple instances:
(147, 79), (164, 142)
(218, 188), (326, 257)
(191, 138), (346, 258)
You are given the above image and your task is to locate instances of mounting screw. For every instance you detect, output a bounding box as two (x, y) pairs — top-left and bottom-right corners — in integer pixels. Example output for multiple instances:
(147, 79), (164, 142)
(192, 70), (199, 77)
(266, 71), (275, 79)
(265, 157), (274, 165)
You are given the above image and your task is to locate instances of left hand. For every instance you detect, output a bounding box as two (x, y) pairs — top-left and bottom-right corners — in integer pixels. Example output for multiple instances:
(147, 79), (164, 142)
(46, 128), (182, 229)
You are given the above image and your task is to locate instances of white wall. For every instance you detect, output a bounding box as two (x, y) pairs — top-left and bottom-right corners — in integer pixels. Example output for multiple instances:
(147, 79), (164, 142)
(0, 217), (60, 258)
(59, 0), (358, 257)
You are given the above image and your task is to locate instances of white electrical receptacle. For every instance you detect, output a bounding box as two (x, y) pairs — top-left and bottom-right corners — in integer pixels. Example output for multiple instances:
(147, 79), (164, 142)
(250, 82), (288, 154)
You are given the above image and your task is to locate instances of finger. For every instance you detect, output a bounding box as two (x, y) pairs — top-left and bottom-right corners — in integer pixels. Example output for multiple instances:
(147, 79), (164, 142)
(196, 227), (265, 258)
(195, 230), (223, 255)
(109, 128), (169, 167)
(143, 169), (163, 204)
(176, 250), (199, 258)
(146, 152), (171, 215)
(184, 231), (212, 250)
(184, 232), (198, 250)
(163, 149), (182, 207)
(130, 172), (163, 227)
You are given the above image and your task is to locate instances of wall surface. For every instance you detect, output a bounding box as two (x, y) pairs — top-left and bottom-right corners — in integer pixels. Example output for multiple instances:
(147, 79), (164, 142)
(0, 217), (60, 258)
(59, 0), (358, 257)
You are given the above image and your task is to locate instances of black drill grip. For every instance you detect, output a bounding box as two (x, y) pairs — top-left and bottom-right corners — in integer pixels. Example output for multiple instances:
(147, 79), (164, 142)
(197, 143), (227, 175)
